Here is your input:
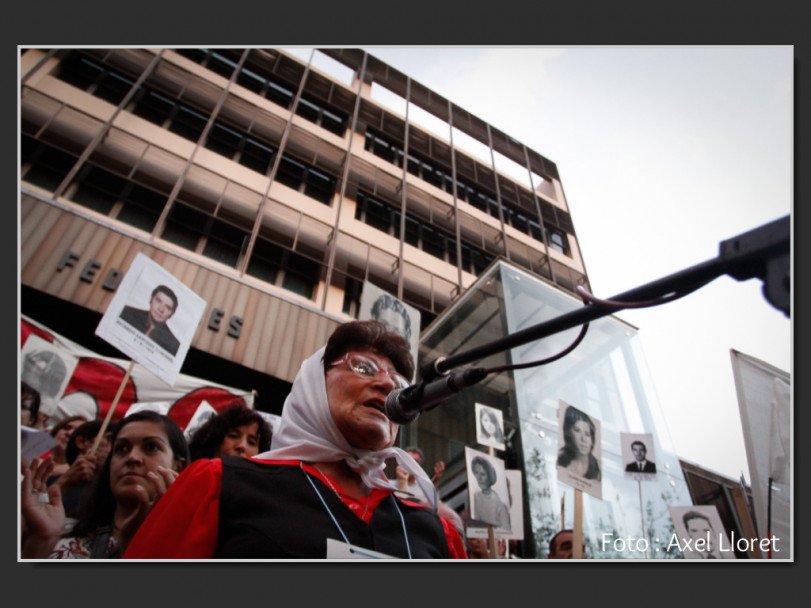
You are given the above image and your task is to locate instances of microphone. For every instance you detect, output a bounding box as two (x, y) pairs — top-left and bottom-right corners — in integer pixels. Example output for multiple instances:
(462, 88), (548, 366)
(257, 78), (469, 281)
(385, 367), (489, 424)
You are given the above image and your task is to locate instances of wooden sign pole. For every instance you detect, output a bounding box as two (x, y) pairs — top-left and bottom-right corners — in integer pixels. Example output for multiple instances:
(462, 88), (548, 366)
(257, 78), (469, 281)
(486, 445), (500, 559)
(88, 360), (134, 456)
(573, 488), (584, 559)
(638, 480), (649, 559)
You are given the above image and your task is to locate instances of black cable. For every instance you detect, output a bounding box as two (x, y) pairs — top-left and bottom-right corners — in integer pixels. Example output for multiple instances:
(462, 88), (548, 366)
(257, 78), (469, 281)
(483, 321), (591, 375)
(575, 278), (714, 310)
(446, 276), (711, 378)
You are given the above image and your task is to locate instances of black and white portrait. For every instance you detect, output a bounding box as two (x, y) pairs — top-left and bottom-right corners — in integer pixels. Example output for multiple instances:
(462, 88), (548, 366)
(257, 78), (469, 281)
(96, 252), (206, 387)
(467, 469), (524, 540)
(475, 403), (506, 451)
(119, 284), (181, 356)
(359, 281), (420, 376)
(669, 505), (736, 559)
(20, 334), (78, 420)
(621, 432), (658, 480)
(556, 401), (602, 499)
(465, 447), (511, 530)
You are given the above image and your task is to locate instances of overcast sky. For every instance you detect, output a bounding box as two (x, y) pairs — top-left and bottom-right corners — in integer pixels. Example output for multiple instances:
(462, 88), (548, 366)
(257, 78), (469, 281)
(291, 46), (792, 480)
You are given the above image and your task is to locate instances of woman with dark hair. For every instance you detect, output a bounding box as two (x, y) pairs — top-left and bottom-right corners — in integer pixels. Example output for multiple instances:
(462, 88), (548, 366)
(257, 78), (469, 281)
(21, 381), (42, 429)
(21, 411), (189, 558)
(556, 405), (601, 481)
(45, 415), (87, 477)
(470, 456), (511, 530)
(188, 402), (272, 461)
(124, 320), (467, 559)
(479, 408), (504, 445)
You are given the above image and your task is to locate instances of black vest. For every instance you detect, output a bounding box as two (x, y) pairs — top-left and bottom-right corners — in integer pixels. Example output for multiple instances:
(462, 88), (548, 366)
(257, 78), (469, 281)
(214, 457), (449, 559)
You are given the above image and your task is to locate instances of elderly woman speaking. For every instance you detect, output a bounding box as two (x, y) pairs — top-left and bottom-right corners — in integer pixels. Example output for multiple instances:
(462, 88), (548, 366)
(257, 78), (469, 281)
(124, 321), (467, 559)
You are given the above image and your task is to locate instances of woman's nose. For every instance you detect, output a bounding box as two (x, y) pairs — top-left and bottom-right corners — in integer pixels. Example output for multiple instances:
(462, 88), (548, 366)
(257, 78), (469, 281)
(373, 372), (396, 393)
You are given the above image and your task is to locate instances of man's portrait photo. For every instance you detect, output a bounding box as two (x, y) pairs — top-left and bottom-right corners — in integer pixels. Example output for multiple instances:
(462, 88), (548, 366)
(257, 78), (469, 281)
(119, 284), (181, 356)
(621, 432), (657, 480)
(670, 505), (736, 559)
(95, 252), (207, 387)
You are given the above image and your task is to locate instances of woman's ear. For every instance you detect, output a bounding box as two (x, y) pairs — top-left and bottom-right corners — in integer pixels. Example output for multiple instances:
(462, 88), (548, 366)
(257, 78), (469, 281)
(174, 457), (187, 473)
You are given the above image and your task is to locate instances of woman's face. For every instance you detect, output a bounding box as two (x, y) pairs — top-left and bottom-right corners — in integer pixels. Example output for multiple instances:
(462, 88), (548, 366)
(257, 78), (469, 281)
(325, 348), (399, 451)
(215, 422), (260, 458)
(109, 421), (181, 504)
(571, 420), (594, 457)
(54, 419), (84, 451)
(481, 413), (496, 435)
(472, 462), (491, 490)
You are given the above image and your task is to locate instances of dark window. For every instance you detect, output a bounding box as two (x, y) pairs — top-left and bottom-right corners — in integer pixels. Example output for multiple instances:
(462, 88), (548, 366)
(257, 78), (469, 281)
(161, 203), (208, 251)
(202, 220), (247, 267)
(20, 137), (77, 192)
(240, 138), (276, 174)
(115, 184), (166, 232)
(130, 88), (176, 126)
(54, 52), (134, 106)
(275, 154), (335, 205)
(205, 121), (243, 159)
(266, 80), (294, 108)
(356, 192), (397, 235)
(246, 237), (320, 299)
(70, 166), (127, 215)
(546, 227), (569, 255)
(167, 105), (208, 142)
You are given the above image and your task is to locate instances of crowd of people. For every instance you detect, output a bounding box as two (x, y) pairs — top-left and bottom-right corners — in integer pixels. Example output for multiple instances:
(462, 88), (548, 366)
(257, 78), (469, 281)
(21, 319), (590, 560)
(19, 320), (481, 560)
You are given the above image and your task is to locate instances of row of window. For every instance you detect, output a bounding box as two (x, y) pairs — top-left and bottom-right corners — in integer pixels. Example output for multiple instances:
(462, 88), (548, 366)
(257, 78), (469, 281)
(354, 191), (495, 275)
(364, 128), (570, 256)
(29, 49), (574, 317)
(175, 48), (349, 137)
(52, 49), (569, 262)
(21, 135), (321, 300)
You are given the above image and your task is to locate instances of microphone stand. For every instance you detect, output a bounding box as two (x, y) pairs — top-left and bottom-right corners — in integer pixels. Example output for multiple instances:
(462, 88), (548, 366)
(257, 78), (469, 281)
(420, 215), (789, 382)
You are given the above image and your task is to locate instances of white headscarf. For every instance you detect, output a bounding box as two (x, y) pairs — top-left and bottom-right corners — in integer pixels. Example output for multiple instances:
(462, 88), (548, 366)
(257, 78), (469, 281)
(255, 346), (438, 509)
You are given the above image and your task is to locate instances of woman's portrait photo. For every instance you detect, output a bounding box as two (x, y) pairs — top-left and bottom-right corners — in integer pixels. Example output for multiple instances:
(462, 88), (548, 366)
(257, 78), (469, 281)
(475, 403), (505, 451)
(556, 402), (602, 499)
(465, 447), (511, 530)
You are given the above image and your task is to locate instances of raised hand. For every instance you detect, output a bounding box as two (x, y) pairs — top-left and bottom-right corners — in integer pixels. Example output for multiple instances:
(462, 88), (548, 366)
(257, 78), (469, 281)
(21, 456), (65, 558)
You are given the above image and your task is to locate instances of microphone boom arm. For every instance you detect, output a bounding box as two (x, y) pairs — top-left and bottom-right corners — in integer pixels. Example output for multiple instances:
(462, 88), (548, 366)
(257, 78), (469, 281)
(420, 215), (790, 382)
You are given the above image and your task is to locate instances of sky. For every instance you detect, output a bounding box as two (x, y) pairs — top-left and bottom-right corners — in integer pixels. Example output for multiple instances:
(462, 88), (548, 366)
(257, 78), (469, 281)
(289, 46), (792, 481)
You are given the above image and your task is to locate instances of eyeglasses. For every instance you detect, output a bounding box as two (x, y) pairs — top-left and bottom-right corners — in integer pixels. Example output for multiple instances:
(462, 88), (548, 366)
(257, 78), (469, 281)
(331, 352), (411, 390)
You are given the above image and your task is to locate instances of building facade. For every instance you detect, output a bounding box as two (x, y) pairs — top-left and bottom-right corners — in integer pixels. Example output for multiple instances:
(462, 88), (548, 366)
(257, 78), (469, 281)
(20, 48), (589, 416)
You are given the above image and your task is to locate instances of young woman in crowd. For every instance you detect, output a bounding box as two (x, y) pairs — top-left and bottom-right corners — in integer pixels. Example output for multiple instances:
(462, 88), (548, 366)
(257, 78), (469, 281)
(21, 410), (189, 558)
(188, 401), (272, 461)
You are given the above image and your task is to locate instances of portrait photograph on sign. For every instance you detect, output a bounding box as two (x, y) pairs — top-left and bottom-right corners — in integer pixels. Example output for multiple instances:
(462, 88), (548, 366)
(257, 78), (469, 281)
(621, 432), (658, 481)
(95, 252), (206, 386)
(669, 505), (737, 559)
(465, 447), (512, 530)
(20, 334), (79, 419)
(556, 401), (603, 500)
(475, 403), (506, 451)
(467, 469), (525, 540)
(358, 281), (420, 379)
